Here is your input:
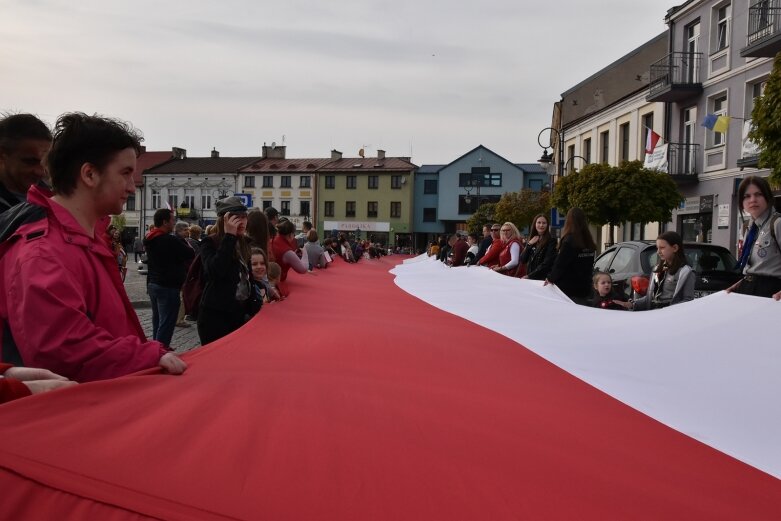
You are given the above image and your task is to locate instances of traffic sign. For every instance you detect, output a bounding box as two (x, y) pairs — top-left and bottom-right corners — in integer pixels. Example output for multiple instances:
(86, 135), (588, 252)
(551, 207), (566, 229)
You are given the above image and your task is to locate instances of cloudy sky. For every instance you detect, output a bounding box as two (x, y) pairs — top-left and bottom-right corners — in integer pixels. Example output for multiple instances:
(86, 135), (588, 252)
(1, 0), (668, 165)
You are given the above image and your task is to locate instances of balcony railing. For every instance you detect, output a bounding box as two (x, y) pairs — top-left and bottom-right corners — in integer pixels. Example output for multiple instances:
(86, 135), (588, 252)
(741, 1), (781, 57)
(667, 143), (700, 183)
(647, 52), (703, 102)
(175, 207), (198, 219)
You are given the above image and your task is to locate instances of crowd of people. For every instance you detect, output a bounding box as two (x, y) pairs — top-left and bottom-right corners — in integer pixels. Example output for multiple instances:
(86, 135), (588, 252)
(1, 111), (780, 405)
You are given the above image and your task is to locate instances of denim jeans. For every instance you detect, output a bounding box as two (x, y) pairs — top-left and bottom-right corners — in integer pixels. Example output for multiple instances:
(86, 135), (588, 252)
(147, 283), (180, 347)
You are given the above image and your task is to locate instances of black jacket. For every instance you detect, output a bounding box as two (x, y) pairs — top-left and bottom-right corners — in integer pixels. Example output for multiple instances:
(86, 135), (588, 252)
(547, 235), (595, 300)
(475, 235), (493, 263)
(144, 232), (195, 289)
(520, 237), (557, 280)
(199, 235), (256, 318)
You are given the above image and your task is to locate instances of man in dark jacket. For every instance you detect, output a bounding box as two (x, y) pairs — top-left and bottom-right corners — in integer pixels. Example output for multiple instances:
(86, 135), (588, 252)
(145, 208), (195, 347)
(449, 233), (469, 267)
(475, 224), (493, 263)
(0, 114), (52, 215)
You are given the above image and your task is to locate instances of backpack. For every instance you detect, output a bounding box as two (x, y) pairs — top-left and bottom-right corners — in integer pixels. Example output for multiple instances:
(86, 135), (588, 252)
(181, 254), (205, 320)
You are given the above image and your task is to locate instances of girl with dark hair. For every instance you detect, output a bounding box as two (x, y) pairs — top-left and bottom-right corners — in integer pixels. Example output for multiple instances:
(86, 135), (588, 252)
(271, 219), (309, 296)
(631, 231), (694, 310)
(246, 208), (272, 262)
(544, 207), (596, 304)
(727, 176), (781, 299)
(197, 197), (259, 345)
(521, 213), (557, 280)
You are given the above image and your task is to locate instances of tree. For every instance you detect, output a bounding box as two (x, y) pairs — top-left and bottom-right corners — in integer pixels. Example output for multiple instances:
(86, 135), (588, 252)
(465, 202), (497, 235)
(111, 213), (126, 232)
(552, 160), (681, 244)
(492, 189), (551, 232)
(749, 51), (781, 185)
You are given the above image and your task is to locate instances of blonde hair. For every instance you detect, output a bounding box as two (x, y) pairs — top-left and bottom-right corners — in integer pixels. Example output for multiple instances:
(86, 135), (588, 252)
(501, 222), (521, 242)
(592, 271), (612, 286)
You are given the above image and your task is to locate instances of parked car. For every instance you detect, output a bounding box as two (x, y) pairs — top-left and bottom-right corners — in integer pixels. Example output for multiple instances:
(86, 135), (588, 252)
(593, 241), (741, 300)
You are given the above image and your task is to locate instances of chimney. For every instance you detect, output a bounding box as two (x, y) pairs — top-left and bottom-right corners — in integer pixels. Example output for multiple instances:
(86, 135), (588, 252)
(262, 143), (286, 159)
(377, 149), (386, 160)
(331, 149), (343, 160)
(172, 147), (187, 159)
(211, 148), (220, 158)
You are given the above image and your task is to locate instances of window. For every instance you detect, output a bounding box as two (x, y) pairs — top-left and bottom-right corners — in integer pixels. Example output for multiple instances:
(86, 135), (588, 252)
(458, 168), (502, 187)
(299, 200), (310, 217)
(566, 145), (576, 174)
(281, 201), (290, 216)
(458, 194), (501, 214)
(262, 176), (273, 188)
(641, 113), (654, 154)
(712, 4), (730, 52)
(609, 247), (635, 274)
(593, 249), (616, 273)
(184, 189), (195, 209)
(619, 123), (630, 163)
(368, 175), (379, 189)
(244, 176), (255, 188)
(152, 189), (161, 210)
(262, 200), (272, 210)
(325, 176), (335, 189)
(125, 194), (136, 211)
(346, 176), (357, 189)
(710, 94), (727, 146)
(391, 175), (402, 189)
(201, 193), (212, 210)
(600, 130), (609, 164)
(168, 193), (179, 209)
(280, 176), (291, 188)
(747, 79), (767, 116)
(299, 176), (311, 188)
(390, 201), (401, 218)
(367, 201), (378, 218)
(324, 201), (334, 217)
(423, 208), (437, 222)
(528, 179), (543, 191)
(583, 138), (592, 164)
(346, 201), (356, 217)
(424, 179), (438, 194)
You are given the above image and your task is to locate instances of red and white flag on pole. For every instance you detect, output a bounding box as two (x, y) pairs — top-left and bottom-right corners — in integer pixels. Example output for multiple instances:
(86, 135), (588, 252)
(645, 128), (661, 154)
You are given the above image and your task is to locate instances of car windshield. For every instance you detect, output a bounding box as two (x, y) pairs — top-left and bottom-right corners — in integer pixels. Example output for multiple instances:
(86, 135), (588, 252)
(644, 245), (739, 274)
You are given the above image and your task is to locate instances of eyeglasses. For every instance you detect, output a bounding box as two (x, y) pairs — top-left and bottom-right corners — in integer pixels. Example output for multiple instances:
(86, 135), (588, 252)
(491, 228), (500, 232)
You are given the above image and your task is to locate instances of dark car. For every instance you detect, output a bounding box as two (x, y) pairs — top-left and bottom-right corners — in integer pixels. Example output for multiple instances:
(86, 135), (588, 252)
(593, 241), (741, 300)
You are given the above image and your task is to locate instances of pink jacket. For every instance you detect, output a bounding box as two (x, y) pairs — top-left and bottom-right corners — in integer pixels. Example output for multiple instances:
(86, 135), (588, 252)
(0, 186), (166, 382)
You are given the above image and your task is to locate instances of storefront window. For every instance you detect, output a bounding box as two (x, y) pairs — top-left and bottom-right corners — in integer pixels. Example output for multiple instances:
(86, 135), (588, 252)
(680, 213), (713, 243)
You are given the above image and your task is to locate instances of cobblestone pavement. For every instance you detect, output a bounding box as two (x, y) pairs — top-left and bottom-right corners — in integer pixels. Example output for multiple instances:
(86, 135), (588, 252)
(123, 258), (202, 353)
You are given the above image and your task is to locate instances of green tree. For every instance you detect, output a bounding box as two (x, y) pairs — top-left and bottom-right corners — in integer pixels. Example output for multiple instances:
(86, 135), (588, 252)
(492, 189), (551, 232)
(749, 51), (781, 184)
(552, 160), (681, 244)
(111, 213), (126, 232)
(465, 202), (497, 235)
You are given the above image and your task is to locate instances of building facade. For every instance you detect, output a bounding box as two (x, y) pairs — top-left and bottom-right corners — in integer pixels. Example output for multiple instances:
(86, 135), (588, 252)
(121, 147), (174, 242)
(415, 145), (547, 248)
(647, 0), (776, 253)
(238, 145), (330, 230)
(555, 33), (668, 248)
(142, 149), (259, 230)
(316, 150), (416, 248)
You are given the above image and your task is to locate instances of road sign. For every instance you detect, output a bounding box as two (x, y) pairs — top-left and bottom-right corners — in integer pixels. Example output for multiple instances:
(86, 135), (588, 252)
(234, 193), (253, 208)
(551, 207), (566, 229)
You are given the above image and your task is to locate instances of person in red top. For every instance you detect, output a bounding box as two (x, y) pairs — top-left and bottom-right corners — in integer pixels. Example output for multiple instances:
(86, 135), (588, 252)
(449, 233), (469, 267)
(477, 223), (503, 267)
(271, 219), (308, 297)
(492, 222), (525, 276)
(0, 112), (186, 382)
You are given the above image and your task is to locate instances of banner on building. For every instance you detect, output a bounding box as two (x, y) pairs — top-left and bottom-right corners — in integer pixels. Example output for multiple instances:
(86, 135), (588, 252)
(643, 143), (668, 172)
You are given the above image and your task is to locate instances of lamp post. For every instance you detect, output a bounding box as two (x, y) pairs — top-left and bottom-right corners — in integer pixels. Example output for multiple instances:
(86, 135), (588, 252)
(463, 173), (483, 211)
(212, 187), (234, 200)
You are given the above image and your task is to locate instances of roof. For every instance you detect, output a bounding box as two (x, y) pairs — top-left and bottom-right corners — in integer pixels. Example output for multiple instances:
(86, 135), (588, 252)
(134, 151), (174, 186)
(239, 158), (334, 173)
(416, 165), (446, 174)
(514, 163), (546, 174)
(145, 157), (260, 175)
(438, 145), (524, 174)
(317, 157), (417, 172)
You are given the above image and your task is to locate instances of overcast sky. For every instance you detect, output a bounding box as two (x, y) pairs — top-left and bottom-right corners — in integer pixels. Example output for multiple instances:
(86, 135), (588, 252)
(1, 0), (668, 165)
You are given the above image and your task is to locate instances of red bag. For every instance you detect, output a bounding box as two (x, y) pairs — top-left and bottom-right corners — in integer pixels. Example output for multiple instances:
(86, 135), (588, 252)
(182, 254), (204, 319)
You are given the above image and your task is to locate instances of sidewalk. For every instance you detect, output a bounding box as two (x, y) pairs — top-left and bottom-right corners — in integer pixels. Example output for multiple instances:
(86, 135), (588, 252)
(124, 260), (202, 353)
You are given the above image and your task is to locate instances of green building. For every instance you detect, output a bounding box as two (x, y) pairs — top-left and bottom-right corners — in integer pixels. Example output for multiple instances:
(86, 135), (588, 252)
(316, 150), (416, 249)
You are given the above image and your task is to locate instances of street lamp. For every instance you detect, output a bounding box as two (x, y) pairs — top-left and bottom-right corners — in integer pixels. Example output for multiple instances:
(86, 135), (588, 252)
(563, 155), (589, 175)
(462, 173), (483, 209)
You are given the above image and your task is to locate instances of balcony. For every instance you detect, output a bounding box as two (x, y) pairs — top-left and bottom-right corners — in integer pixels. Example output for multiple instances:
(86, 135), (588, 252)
(667, 143), (700, 184)
(741, 1), (781, 57)
(647, 52), (703, 102)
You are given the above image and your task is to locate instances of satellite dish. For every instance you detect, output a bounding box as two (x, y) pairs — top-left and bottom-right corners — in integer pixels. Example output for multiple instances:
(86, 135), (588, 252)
(271, 141), (276, 149)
